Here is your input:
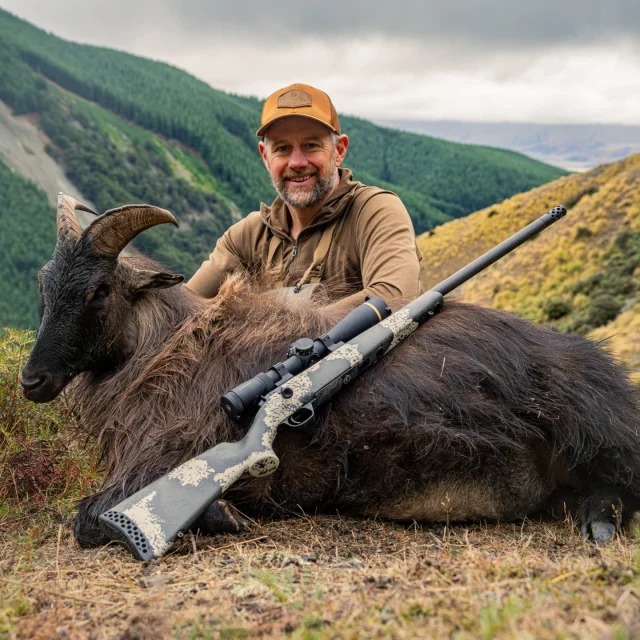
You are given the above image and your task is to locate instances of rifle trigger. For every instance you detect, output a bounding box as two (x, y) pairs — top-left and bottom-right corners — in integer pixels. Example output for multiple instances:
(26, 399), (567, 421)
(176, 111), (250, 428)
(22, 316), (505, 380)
(281, 402), (315, 431)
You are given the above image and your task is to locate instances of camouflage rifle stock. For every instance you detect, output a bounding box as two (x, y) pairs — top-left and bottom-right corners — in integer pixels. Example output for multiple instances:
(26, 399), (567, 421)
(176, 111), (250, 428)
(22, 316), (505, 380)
(99, 205), (567, 560)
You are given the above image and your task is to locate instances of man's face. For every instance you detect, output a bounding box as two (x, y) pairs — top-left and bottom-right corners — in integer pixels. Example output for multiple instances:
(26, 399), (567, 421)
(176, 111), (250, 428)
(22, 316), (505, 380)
(259, 117), (349, 210)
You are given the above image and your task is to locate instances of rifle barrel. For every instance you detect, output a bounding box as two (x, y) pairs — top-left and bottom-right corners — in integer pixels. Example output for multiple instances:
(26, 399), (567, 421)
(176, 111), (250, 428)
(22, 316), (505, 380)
(431, 205), (566, 297)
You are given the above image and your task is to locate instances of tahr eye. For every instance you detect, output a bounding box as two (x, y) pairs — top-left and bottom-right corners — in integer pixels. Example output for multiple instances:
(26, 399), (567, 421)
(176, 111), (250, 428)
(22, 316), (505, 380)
(85, 284), (111, 306)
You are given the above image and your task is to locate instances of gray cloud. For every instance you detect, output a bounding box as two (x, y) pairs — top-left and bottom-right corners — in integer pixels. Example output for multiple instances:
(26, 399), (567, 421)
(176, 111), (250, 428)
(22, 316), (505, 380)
(172, 0), (640, 48)
(1, 1), (639, 124)
(4, 0), (640, 50)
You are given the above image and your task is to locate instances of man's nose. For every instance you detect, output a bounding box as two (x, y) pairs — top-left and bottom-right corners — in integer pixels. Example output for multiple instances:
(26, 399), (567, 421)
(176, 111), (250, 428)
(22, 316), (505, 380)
(288, 147), (308, 171)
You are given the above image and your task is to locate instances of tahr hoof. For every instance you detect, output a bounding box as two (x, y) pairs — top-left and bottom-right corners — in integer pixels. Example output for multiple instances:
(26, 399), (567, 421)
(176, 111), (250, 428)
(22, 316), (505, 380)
(74, 514), (111, 548)
(193, 500), (249, 535)
(578, 487), (623, 545)
(580, 520), (617, 545)
(74, 493), (115, 548)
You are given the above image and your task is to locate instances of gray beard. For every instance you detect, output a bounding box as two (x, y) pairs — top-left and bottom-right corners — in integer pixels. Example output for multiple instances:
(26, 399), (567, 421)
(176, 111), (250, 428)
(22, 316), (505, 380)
(271, 160), (337, 210)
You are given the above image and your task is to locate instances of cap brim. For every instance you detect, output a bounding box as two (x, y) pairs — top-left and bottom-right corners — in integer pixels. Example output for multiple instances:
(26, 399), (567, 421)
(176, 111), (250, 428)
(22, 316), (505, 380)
(256, 113), (339, 137)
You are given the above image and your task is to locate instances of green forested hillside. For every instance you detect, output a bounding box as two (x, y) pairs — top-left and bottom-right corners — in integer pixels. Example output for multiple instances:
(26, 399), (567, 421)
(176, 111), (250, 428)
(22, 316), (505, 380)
(0, 8), (565, 224)
(0, 8), (568, 328)
(0, 38), (238, 277)
(0, 160), (55, 328)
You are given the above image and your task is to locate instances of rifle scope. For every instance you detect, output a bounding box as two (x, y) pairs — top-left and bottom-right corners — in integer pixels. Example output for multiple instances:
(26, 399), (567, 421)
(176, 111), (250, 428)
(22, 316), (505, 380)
(220, 296), (391, 421)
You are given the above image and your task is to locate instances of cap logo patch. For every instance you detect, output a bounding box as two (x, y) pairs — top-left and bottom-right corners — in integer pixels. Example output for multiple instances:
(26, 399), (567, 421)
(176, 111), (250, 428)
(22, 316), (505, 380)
(277, 90), (312, 108)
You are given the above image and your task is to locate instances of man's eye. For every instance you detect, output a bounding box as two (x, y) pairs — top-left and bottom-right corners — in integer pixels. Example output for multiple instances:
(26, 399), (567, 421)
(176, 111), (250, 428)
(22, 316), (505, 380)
(275, 146), (289, 153)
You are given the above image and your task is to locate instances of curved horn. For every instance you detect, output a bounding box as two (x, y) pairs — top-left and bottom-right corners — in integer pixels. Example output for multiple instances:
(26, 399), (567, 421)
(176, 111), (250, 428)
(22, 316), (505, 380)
(82, 204), (178, 257)
(57, 192), (96, 242)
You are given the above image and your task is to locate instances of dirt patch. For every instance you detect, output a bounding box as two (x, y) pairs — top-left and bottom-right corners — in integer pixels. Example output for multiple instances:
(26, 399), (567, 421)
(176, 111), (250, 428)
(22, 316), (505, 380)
(2, 516), (639, 639)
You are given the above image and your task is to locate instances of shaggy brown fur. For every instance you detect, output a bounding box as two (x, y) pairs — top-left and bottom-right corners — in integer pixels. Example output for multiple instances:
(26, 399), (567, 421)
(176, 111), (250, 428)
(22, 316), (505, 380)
(22, 248), (640, 548)
(72, 270), (345, 495)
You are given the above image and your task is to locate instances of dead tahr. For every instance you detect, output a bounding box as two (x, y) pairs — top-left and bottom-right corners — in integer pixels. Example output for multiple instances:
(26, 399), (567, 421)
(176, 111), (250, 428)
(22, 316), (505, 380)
(21, 195), (640, 547)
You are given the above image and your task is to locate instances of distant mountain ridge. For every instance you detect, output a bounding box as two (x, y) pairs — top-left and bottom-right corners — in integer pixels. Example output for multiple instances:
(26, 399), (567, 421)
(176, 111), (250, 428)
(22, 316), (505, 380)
(0, 7), (567, 329)
(376, 120), (640, 172)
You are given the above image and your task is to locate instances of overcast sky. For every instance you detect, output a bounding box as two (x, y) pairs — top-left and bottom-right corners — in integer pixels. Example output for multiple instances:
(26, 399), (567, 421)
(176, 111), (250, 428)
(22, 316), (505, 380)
(2, 0), (640, 124)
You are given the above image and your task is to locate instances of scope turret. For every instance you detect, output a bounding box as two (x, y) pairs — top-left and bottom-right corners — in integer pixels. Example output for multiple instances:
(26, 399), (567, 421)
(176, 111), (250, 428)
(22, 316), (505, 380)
(220, 296), (391, 422)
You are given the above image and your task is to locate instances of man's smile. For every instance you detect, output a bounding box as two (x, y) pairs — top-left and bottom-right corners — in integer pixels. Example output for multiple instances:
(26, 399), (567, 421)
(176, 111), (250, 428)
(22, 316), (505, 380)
(285, 173), (316, 186)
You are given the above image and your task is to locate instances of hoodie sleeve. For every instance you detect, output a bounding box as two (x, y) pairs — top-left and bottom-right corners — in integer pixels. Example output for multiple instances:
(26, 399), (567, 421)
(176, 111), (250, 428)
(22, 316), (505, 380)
(186, 212), (263, 298)
(326, 191), (421, 313)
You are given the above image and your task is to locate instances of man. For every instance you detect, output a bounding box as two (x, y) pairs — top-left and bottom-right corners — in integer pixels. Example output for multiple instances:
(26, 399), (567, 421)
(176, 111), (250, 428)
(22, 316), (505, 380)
(187, 83), (421, 309)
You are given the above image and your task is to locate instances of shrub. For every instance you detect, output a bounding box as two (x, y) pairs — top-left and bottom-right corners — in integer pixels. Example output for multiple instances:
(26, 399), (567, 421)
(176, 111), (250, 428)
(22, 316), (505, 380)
(564, 184), (599, 210)
(543, 298), (572, 321)
(0, 329), (99, 522)
(569, 293), (623, 335)
(572, 273), (603, 296)
(575, 226), (593, 241)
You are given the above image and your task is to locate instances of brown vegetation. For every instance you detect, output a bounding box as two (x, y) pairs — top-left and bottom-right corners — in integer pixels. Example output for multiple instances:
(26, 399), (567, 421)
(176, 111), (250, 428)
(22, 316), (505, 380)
(0, 330), (99, 509)
(2, 515), (640, 639)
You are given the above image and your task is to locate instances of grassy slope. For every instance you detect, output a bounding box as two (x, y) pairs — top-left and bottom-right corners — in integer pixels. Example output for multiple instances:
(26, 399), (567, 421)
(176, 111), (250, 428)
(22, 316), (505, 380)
(417, 153), (640, 382)
(591, 305), (640, 387)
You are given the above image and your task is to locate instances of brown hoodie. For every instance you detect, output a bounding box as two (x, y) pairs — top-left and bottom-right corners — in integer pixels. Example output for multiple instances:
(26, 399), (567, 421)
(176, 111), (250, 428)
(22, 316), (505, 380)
(187, 168), (421, 308)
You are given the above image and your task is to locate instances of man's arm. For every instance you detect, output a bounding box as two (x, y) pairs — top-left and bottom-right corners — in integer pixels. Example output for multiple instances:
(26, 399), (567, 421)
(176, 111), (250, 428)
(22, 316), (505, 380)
(186, 213), (261, 298)
(327, 192), (421, 313)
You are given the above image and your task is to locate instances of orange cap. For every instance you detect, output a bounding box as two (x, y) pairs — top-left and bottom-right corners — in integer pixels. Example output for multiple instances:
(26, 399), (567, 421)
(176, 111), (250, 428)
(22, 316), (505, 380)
(256, 83), (341, 137)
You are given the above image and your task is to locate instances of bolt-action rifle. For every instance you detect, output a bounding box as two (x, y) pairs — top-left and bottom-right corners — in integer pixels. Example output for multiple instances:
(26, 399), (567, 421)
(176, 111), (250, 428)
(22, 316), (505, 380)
(99, 205), (567, 560)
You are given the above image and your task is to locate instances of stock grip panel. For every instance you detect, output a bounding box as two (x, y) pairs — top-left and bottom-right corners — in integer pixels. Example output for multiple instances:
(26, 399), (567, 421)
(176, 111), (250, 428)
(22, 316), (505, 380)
(99, 422), (281, 560)
(99, 291), (441, 561)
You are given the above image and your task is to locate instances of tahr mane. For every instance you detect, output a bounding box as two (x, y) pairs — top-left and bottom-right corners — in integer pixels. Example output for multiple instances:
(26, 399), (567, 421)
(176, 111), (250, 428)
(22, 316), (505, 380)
(68, 271), (341, 491)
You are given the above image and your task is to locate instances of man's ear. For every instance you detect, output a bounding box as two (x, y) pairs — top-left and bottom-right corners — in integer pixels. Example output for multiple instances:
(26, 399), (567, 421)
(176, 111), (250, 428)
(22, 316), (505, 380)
(335, 134), (349, 167)
(130, 269), (184, 292)
(258, 140), (270, 170)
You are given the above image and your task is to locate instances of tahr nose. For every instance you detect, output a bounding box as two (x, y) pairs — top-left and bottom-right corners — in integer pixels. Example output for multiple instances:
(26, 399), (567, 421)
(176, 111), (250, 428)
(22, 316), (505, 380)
(20, 370), (52, 394)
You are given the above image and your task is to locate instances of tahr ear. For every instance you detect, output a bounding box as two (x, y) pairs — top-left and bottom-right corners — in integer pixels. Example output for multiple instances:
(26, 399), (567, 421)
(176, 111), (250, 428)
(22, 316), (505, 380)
(130, 269), (184, 292)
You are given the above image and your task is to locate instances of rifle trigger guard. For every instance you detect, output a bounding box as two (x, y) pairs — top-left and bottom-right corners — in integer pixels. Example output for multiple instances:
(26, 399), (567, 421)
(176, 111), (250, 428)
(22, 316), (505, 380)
(280, 402), (315, 431)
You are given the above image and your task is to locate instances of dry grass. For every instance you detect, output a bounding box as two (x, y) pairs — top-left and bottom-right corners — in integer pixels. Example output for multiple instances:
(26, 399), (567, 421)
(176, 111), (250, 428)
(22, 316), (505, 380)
(590, 302), (640, 388)
(2, 514), (640, 640)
